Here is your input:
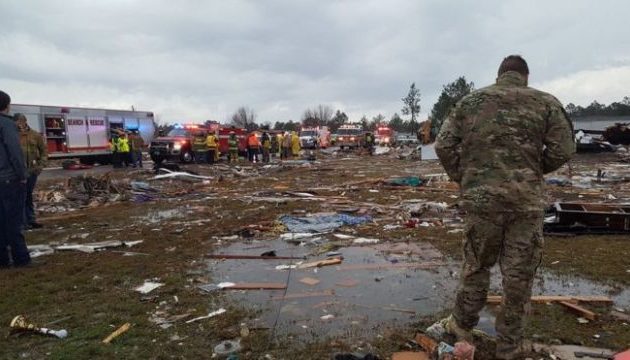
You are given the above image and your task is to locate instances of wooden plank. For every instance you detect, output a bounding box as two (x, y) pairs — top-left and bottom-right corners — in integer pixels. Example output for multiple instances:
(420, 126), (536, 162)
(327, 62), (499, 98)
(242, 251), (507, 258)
(414, 333), (438, 354)
(558, 301), (598, 320)
(338, 262), (446, 271)
(297, 257), (343, 269)
(271, 289), (335, 300)
(335, 279), (360, 288)
(223, 283), (287, 290)
(102, 323), (131, 344)
(392, 351), (430, 360)
(299, 277), (321, 286)
(487, 295), (613, 305)
(39, 213), (87, 222)
(206, 254), (304, 260)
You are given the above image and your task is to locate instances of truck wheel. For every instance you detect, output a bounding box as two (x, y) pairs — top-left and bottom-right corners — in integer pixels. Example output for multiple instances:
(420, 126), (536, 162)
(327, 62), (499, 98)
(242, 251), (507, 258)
(181, 151), (194, 163)
(79, 157), (96, 165)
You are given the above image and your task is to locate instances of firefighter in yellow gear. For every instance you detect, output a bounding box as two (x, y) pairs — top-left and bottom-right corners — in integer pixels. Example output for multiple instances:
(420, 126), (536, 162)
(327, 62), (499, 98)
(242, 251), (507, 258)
(291, 131), (301, 157)
(206, 132), (219, 164)
(117, 132), (131, 167)
(192, 133), (208, 163)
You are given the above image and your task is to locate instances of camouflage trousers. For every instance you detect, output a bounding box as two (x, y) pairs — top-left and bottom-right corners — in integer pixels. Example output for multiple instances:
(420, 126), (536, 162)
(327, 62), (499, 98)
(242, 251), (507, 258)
(453, 211), (543, 356)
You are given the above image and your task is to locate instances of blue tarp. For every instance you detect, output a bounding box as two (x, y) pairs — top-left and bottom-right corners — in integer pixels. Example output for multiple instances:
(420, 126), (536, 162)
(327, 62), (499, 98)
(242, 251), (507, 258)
(280, 214), (372, 233)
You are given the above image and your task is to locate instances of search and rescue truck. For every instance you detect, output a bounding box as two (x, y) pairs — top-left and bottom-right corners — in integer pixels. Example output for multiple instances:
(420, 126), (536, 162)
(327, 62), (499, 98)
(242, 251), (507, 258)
(10, 104), (156, 164)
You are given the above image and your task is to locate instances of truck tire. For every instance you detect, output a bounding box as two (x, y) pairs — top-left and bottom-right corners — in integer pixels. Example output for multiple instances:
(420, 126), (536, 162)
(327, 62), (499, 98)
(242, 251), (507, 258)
(181, 150), (194, 163)
(79, 157), (96, 165)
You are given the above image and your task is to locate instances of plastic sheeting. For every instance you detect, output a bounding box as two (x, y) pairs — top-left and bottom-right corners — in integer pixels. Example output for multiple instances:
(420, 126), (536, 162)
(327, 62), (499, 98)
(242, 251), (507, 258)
(280, 213), (372, 233)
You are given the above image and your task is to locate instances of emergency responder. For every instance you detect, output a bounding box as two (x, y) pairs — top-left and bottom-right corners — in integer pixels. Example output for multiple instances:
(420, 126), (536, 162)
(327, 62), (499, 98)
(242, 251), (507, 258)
(129, 130), (145, 168)
(432, 55), (575, 359)
(206, 131), (218, 165)
(247, 132), (260, 162)
(118, 132), (131, 167)
(290, 131), (301, 157)
(0, 90), (31, 268)
(280, 132), (290, 160)
(261, 131), (271, 163)
(14, 113), (47, 229)
(364, 131), (375, 155)
(270, 132), (279, 159)
(192, 132), (207, 163)
(228, 132), (239, 163)
(110, 133), (122, 168)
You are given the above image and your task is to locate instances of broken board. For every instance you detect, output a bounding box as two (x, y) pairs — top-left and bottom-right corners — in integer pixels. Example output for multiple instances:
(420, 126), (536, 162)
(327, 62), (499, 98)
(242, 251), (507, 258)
(487, 295), (613, 305)
(222, 283), (287, 290)
(299, 277), (321, 286)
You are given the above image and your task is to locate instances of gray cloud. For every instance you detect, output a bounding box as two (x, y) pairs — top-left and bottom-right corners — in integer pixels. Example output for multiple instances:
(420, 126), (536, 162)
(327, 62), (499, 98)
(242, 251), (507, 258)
(2, 0), (629, 124)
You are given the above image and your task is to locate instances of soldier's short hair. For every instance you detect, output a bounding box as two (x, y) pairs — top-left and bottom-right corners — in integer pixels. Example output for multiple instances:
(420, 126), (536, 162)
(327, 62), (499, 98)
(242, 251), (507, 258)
(0, 90), (10, 111)
(13, 113), (27, 123)
(498, 55), (529, 77)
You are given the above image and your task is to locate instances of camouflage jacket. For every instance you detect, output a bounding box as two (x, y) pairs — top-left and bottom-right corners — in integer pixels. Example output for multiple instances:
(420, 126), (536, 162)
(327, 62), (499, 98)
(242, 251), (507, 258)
(435, 71), (575, 212)
(19, 128), (48, 175)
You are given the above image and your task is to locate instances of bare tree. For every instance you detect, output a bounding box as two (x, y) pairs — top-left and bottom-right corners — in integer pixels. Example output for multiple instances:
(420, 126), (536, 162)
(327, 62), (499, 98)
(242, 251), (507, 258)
(402, 82), (421, 134)
(230, 106), (257, 131)
(302, 104), (334, 127)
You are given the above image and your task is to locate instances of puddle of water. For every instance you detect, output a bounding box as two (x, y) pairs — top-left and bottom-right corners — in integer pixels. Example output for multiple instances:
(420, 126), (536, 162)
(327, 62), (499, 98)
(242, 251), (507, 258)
(207, 238), (630, 340)
(136, 208), (190, 224)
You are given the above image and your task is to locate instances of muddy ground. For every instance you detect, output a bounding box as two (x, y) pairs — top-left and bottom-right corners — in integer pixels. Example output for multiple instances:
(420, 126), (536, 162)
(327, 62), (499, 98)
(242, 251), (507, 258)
(0, 149), (628, 359)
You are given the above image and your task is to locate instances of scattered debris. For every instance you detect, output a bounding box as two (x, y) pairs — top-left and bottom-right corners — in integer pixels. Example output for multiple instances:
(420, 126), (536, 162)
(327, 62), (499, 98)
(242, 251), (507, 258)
(384, 176), (424, 187)
(134, 281), (164, 294)
(280, 213), (372, 233)
(487, 295), (613, 305)
(213, 339), (241, 355)
(9, 315), (68, 339)
(559, 300), (598, 320)
(545, 202), (630, 234)
(297, 256), (343, 269)
(185, 308), (227, 324)
(299, 277), (321, 286)
(391, 351), (429, 360)
(102, 323), (131, 344)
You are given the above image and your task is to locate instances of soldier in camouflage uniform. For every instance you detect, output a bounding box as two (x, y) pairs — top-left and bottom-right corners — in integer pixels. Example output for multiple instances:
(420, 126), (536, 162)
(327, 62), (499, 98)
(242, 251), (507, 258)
(433, 55), (575, 359)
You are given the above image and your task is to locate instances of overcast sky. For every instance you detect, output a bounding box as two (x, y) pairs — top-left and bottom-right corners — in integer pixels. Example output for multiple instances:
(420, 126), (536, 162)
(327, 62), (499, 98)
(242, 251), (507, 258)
(2, 0), (630, 124)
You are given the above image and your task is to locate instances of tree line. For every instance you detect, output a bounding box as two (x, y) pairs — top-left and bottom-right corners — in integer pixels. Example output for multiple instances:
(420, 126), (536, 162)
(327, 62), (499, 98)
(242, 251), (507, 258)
(565, 97), (630, 117)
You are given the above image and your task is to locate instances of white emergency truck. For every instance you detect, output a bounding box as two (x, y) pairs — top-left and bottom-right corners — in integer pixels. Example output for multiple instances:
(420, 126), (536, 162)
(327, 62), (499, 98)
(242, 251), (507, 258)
(10, 104), (156, 164)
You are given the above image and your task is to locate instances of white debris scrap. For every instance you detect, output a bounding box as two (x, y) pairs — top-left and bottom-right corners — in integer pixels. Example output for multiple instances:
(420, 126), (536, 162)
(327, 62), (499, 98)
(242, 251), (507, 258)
(134, 281), (164, 294)
(352, 238), (380, 244)
(185, 308), (227, 324)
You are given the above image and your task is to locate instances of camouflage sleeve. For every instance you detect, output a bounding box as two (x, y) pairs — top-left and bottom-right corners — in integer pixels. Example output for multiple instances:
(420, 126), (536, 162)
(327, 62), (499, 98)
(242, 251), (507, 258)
(542, 99), (575, 174)
(37, 133), (48, 171)
(435, 104), (463, 183)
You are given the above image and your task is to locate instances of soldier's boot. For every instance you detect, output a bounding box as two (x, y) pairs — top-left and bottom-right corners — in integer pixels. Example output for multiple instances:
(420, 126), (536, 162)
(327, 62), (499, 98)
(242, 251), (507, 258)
(425, 315), (473, 343)
(496, 340), (535, 360)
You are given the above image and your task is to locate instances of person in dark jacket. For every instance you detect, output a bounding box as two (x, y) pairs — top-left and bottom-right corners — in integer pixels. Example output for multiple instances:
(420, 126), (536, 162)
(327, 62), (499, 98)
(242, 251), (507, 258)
(0, 90), (31, 268)
(14, 113), (47, 229)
